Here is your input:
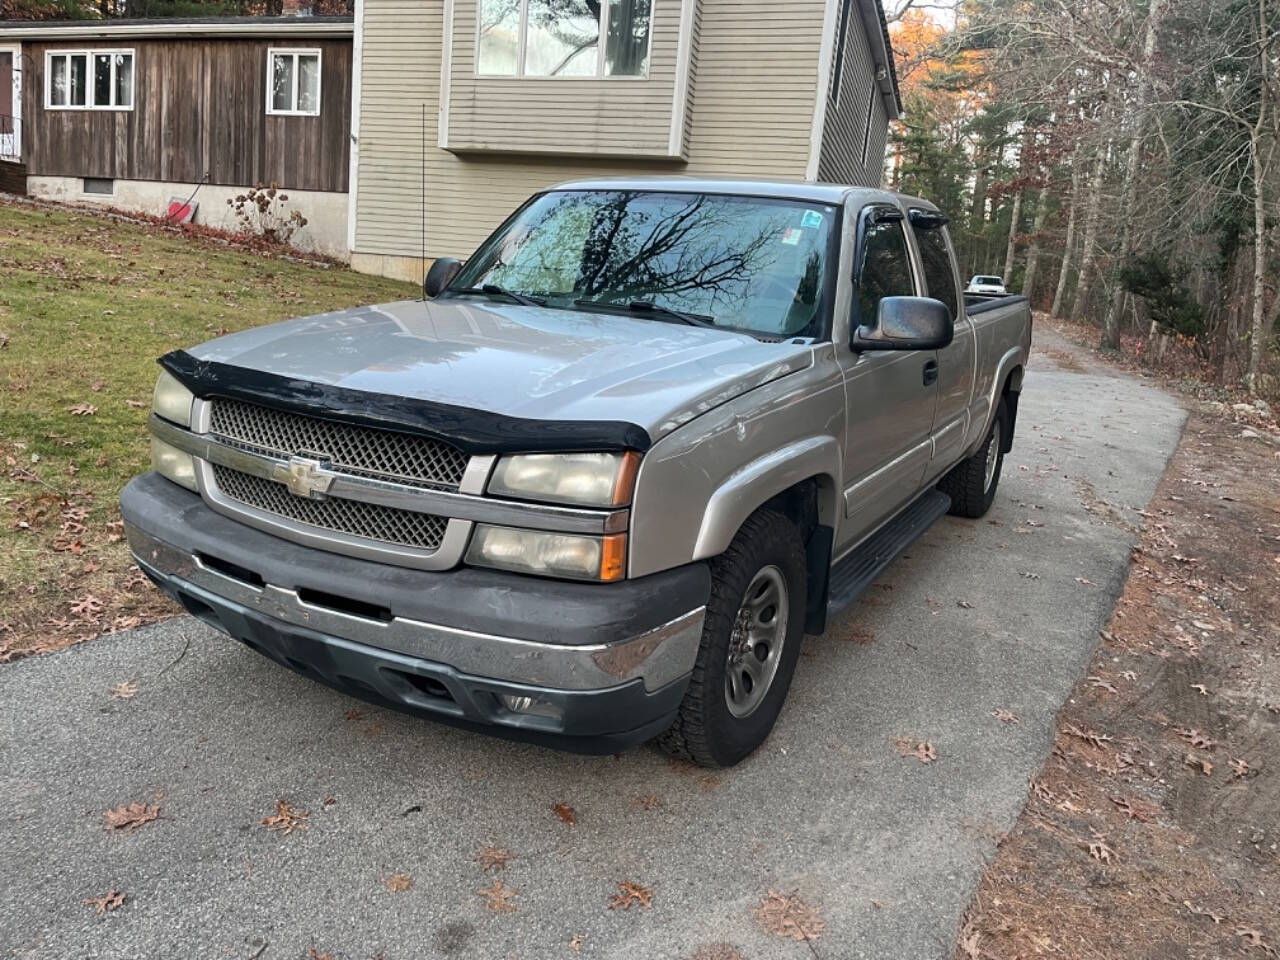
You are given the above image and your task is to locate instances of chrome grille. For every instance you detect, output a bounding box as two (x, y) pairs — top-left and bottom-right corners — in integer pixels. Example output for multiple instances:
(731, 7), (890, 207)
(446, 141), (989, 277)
(208, 398), (469, 490)
(212, 465), (449, 551)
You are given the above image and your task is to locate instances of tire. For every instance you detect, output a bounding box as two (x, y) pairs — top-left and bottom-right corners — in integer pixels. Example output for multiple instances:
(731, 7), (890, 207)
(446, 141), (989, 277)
(938, 399), (1008, 519)
(657, 509), (807, 768)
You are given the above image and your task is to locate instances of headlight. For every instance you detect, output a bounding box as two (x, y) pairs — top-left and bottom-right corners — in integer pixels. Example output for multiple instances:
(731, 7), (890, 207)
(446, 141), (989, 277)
(487, 451), (640, 507)
(466, 525), (626, 581)
(151, 436), (198, 491)
(152, 370), (194, 428)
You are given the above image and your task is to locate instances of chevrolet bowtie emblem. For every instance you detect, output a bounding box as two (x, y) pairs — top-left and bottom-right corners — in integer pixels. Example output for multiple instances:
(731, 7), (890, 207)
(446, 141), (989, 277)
(272, 455), (335, 499)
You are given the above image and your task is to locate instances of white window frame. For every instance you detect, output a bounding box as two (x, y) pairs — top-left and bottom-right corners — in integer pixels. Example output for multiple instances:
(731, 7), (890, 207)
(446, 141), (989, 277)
(266, 47), (323, 117)
(475, 0), (654, 80)
(44, 49), (135, 112)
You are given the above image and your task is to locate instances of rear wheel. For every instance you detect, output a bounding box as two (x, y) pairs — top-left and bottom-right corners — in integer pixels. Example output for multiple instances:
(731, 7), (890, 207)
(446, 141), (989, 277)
(938, 399), (1008, 519)
(657, 509), (806, 768)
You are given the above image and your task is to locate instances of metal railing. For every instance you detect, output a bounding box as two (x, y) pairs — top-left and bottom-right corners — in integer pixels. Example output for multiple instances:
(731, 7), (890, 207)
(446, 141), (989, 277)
(0, 114), (21, 162)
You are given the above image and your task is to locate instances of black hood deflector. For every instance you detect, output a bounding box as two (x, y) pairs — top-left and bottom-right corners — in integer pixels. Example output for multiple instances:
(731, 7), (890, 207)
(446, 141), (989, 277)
(159, 351), (653, 455)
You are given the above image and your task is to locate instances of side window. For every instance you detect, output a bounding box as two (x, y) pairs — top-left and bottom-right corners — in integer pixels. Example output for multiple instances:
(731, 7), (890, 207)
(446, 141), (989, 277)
(912, 222), (958, 320)
(856, 209), (915, 328)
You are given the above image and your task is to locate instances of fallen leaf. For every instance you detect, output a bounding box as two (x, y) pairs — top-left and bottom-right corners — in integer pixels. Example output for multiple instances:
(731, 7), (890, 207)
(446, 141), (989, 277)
(1230, 758), (1250, 778)
(1064, 724), (1113, 750)
(959, 921), (981, 958)
(631, 794), (662, 811)
(84, 889), (127, 915)
(754, 890), (825, 942)
(1184, 753), (1214, 776)
(477, 879), (518, 913)
(1019, 570), (1041, 580)
(552, 802), (576, 825)
(915, 741), (937, 763)
(1088, 676), (1118, 694)
(103, 802), (160, 831)
(957, 599), (975, 609)
(569, 933), (584, 953)
(261, 799), (309, 835)
(67, 403), (98, 416)
(474, 845), (515, 873)
(1110, 794), (1158, 822)
(384, 872), (413, 893)
(1074, 576), (1094, 585)
(1179, 728), (1217, 750)
(992, 709), (1020, 724)
(308, 949), (335, 960)
(125, 398), (147, 409)
(1088, 840), (1115, 863)
(110, 680), (138, 700)
(1190, 683), (1210, 696)
(608, 880), (654, 911)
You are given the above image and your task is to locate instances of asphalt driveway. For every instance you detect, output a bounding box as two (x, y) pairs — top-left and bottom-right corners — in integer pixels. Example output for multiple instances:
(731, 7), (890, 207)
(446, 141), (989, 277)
(0, 329), (1186, 960)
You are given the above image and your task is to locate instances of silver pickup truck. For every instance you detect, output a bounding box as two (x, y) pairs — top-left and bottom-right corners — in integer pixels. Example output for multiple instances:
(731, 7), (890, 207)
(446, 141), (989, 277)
(121, 178), (1031, 767)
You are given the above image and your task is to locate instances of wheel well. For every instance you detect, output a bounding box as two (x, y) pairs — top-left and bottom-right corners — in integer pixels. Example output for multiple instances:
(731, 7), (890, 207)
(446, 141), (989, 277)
(759, 476), (836, 636)
(1000, 367), (1023, 454)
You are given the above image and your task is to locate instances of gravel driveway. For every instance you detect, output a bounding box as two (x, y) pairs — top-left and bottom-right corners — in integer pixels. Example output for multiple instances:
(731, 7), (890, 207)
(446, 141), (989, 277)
(0, 329), (1186, 960)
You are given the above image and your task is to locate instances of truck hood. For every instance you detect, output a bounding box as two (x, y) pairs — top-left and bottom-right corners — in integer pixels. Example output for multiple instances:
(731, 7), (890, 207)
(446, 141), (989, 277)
(185, 299), (813, 442)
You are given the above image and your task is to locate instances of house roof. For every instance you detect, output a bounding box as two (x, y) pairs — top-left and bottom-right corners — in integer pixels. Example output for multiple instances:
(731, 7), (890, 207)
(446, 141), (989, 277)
(0, 15), (353, 40)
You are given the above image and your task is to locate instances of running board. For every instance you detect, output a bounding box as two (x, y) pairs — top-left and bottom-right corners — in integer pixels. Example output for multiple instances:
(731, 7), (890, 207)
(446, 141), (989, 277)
(825, 489), (952, 620)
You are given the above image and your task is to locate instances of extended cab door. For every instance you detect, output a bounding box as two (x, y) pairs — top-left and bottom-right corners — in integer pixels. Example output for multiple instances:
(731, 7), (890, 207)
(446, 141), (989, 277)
(909, 211), (976, 480)
(835, 203), (939, 552)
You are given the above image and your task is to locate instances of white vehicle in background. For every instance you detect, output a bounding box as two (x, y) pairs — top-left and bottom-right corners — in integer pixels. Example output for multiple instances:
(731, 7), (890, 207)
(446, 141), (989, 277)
(966, 275), (1008, 295)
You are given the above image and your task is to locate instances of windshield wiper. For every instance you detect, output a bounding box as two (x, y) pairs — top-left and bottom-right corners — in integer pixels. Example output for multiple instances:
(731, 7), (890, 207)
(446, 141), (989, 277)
(574, 298), (714, 327)
(453, 284), (546, 307)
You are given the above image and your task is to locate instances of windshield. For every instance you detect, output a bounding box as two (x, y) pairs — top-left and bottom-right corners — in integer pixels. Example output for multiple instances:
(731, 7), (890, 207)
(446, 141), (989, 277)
(447, 190), (838, 338)
(974, 276), (1002, 285)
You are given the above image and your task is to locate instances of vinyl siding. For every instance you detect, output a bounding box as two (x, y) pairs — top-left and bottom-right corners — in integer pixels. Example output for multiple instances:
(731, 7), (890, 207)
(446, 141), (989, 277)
(444, 0), (684, 158)
(353, 0), (853, 262)
(816, 0), (879, 186)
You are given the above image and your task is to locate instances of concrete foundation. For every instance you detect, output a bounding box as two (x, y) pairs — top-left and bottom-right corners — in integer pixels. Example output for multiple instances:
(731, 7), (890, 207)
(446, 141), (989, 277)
(26, 175), (350, 260)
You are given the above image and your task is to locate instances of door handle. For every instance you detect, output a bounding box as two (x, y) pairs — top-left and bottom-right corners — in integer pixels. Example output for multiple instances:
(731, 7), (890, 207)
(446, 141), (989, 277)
(923, 360), (939, 386)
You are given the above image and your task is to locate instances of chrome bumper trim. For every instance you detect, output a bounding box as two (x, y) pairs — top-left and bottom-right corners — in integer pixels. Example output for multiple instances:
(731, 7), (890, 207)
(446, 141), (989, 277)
(152, 414), (629, 536)
(128, 524), (704, 693)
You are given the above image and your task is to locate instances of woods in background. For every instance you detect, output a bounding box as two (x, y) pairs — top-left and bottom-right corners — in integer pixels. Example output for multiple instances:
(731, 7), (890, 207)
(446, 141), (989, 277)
(888, 0), (1278, 397)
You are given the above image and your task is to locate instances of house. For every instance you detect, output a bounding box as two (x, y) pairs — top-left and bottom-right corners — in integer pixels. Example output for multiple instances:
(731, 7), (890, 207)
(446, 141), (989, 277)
(348, 0), (901, 280)
(1, 1), (898, 274)
(0, 16), (355, 258)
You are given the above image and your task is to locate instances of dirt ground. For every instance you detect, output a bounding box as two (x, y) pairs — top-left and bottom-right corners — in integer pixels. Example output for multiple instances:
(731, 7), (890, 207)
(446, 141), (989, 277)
(956, 322), (1280, 960)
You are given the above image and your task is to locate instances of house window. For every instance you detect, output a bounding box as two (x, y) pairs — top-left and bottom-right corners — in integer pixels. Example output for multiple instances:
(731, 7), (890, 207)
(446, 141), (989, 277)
(477, 0), (652, 78)
(46, 50), (133, 110)
(267, 49), (321, 116)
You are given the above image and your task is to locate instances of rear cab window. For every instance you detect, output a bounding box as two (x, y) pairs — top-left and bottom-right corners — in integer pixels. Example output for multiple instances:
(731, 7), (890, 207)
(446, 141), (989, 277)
(911, 216), (959, 320)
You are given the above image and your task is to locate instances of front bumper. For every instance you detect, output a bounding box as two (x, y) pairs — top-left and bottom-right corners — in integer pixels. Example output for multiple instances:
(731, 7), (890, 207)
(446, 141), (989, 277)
(121, 472), (710, 752)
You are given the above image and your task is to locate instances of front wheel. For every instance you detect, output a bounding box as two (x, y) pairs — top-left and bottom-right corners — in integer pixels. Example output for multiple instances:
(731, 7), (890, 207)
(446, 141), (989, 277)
(938, 399), (1008, 518)
(657, 509), (806, 768)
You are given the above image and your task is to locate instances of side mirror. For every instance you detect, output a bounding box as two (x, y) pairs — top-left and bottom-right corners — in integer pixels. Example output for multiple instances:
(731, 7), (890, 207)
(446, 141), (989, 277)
(853, 296), (953, 351)
(424, 257), (462, 298)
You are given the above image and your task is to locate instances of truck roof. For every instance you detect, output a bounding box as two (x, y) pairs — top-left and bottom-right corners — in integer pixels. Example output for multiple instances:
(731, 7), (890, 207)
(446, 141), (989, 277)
(548, 177), (939, 213)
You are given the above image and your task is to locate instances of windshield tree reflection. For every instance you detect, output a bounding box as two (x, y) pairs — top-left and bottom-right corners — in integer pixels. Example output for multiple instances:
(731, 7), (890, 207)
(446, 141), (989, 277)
(448, 191), (836, 337)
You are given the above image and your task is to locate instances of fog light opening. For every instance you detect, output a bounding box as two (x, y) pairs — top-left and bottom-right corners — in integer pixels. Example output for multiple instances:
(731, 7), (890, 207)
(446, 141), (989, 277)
(499, 693), (561, 720)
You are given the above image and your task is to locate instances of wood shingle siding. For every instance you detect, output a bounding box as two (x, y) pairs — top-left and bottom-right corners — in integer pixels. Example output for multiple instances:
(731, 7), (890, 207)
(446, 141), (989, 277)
(23, 38), (351, 193)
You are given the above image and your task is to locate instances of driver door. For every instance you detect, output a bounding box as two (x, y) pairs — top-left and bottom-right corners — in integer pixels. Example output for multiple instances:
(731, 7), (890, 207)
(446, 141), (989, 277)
(835, 204), (939, 553)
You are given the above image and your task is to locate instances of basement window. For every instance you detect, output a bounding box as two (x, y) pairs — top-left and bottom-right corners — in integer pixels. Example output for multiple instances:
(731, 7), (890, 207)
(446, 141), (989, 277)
(82, 178), (114, 195)
(267, 48), (322, 116)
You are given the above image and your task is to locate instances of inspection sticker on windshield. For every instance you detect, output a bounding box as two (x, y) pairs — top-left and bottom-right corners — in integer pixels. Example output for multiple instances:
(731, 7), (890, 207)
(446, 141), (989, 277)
(781, 227), (803, 245)
(801, 209), (824, 229)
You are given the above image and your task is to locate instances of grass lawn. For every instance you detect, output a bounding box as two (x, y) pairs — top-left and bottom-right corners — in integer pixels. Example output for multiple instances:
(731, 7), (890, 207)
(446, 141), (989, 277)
(0, 197), (418, 660)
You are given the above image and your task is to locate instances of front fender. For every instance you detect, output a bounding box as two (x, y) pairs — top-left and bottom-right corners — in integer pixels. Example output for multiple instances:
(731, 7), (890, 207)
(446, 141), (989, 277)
(692, 436), (842, 560)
